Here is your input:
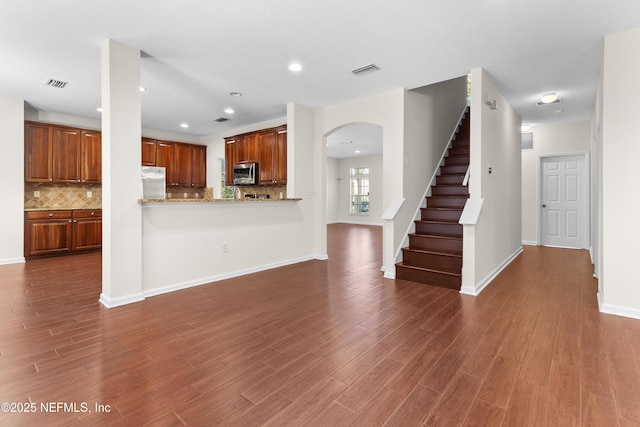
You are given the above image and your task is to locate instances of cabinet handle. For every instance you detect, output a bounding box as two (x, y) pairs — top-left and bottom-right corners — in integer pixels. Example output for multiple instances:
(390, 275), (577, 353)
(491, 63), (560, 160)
(91, 212), (94, 216)
(69, 220), (72, 223)
(49, 213), (53, 217)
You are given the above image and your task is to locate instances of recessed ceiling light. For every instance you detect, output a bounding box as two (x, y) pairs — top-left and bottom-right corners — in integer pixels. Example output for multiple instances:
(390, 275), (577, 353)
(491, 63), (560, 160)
(224, 108), (234, 114)
(180, 123), (189, 128)
(521, 124), (531, 132)
(96, 107), (102, 113)
(229, 92), (242, 97)
(288, 63), (302, 72)
(540, 92), (558, 104)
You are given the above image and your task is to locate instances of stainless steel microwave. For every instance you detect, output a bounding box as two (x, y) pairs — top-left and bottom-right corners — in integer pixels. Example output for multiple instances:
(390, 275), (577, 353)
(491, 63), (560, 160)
(233, 162), (257, 185)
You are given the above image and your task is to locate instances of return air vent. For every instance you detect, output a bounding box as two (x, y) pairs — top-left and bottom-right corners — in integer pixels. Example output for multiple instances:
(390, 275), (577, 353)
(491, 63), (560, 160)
(351, 63), (380, 76)
(214, 117), (229, 123)
(45, 78), (68, 89)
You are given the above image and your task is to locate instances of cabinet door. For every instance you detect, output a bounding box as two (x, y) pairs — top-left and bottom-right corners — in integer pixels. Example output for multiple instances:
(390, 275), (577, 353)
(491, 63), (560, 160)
(142, 138), (157, 166)
(274, 127), (287, 184)
(173, 143), (192, 186)
(257, 130), (275, 184)
(241, 133), (258, 162)
(73, 210), (102, 251)
(224, 138), (237, 185)
(190, 145), (207, 188)
(25, 211), (73, 256)
(52, 126), (81, 183)
(25, 122), (52, 182)
(80, 131), (101, 184)
(156, 141), (174, 186)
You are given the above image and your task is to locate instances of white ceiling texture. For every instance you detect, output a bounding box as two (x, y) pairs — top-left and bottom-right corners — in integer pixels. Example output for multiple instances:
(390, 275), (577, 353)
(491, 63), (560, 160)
(2, 1), (640, 158)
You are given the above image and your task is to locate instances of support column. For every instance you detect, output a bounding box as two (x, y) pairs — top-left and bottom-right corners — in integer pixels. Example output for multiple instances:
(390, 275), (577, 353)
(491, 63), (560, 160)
(99, 39), (144, 307)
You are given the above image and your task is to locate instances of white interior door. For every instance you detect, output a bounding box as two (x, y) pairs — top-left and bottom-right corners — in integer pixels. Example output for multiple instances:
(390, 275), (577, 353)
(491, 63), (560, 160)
(540, 155), (587, 249)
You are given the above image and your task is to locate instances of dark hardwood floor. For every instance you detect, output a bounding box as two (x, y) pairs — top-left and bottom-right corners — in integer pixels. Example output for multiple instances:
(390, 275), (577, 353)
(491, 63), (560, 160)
(1, 223), (639, 426)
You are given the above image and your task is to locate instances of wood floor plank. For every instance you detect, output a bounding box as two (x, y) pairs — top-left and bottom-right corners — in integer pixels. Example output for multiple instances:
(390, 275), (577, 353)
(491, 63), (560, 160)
(1, 225), (638, 426)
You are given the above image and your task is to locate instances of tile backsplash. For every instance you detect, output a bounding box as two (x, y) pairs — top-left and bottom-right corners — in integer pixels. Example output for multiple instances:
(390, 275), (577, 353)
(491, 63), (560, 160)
(24, 183), (102, 209)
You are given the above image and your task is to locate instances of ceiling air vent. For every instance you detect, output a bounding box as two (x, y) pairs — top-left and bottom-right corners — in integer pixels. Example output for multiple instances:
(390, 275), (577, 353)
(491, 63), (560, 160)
(351, 63), (380, 76)
(214, 117), (229, 123)
(45, 78), (68, 89)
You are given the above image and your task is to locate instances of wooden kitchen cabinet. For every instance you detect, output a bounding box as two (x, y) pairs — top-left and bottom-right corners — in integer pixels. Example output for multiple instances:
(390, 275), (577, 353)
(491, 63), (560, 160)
(257, 126), (287, 185)
(224, 137), (238, 185)
(24, 210), (74, 256)
(148, 139), (206, 187)
(190, 144), (207, 187)
(173, 143), (192, 186)
(80, 130), (101, 184)
(72, 210), (102, 251)
(52, 126), (81, 183)
(25, 122), (53, 182)
(25, 121), (101, 184)
(141, 137), (157, 166)
(25, 209), (102, 257)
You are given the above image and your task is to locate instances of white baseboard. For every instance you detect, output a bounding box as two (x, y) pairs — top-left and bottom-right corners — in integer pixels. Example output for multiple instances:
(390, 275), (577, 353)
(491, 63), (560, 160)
(99, 292), (145, 308)
(0, 257), (25, 265)
(142, 255), (317, 300)
(521, 240), (537, 246)
(460, 246), (524, 296)
(600, 299), (640, 320)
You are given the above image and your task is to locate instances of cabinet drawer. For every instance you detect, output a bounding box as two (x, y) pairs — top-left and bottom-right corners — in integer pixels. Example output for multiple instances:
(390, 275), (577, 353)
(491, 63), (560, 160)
(26, 210), (72, 220)
(73, 210), (102, 219)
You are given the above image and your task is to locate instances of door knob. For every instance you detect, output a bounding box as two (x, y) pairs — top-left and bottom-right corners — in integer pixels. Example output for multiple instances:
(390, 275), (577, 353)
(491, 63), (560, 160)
(542, 204), (547, 208)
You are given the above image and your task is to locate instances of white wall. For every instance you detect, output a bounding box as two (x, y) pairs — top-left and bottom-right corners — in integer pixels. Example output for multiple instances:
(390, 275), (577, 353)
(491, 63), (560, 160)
(521, 121), (591, 244)
(599, 28), (640, 318)
(0, 97), (25, 264)
(331, 154), (383, 225)
(462, 68), (522, 295)
(326, 157), (339, 223)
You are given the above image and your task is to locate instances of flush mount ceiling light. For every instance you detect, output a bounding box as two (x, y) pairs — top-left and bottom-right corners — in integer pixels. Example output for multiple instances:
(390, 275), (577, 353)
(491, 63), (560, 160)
(229, 92), (242, 97)
(521, 124), (531, 132)
(180, 123), (189, 128)
(224, 108), (234, 114)
(96, 107), (102, 113)
(139, 86), (147, 92)
(288, 63), (302, 72)
(537, 92), (561, 105)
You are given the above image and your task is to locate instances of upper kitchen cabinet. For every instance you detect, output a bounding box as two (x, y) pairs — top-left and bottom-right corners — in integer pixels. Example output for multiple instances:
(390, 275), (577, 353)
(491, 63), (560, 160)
(224, 137), (238, 185)
(52, 126), (81, 182)
(257, 126), (287, 185)
(224, 125), (287, 185)
(25, 122), (53, 182)
(25, 121), (101, 184)
(148, 139), (207, 188)
(190, 144), (207, 188)
(80, 130), (101, 184)
(141, 137), (157, 166)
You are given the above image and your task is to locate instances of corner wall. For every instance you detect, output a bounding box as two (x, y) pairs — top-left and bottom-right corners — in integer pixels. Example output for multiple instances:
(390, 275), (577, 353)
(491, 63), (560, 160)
(600, 28), (640, 318)
(0, 97), (25, 264)
(462, 68), (522, 295)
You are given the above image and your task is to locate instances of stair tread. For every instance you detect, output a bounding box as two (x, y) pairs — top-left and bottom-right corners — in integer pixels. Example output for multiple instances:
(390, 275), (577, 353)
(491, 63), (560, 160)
(401, 247), (462, 258)
(416, 219), (460, 225)
(409, 233), (462, 240)
(396, 262), (462, 277)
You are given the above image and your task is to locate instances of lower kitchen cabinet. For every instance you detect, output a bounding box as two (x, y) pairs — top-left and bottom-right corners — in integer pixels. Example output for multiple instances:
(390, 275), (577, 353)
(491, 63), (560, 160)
(24, 209), (102, 257)
(72, 210), (102, 251)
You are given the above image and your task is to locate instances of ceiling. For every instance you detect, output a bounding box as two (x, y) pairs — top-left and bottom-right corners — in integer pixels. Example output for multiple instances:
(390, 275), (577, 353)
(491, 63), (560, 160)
(2, 1), (640, 141)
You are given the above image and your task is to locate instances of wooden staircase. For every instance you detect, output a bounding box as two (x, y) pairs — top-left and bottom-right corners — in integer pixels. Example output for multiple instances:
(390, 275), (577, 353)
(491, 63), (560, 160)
(395, 109), (470, 290)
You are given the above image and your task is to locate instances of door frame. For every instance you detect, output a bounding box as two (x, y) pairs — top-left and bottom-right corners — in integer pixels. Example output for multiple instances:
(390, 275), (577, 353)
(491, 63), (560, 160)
(536, 152), (590, 248)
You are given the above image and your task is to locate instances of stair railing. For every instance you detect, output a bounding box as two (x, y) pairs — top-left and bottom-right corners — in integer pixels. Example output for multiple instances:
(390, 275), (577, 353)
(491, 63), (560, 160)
(462, 166), (470, 186)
